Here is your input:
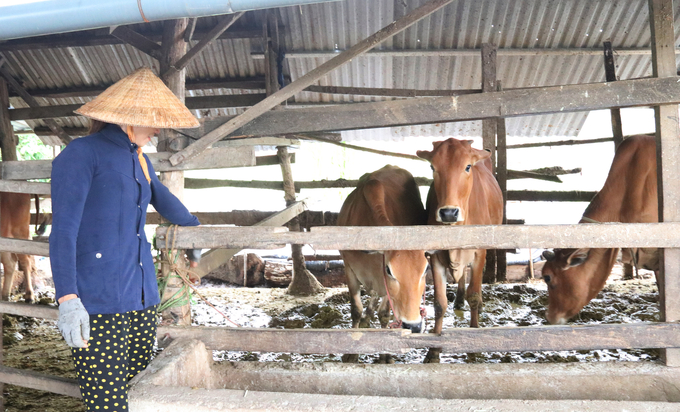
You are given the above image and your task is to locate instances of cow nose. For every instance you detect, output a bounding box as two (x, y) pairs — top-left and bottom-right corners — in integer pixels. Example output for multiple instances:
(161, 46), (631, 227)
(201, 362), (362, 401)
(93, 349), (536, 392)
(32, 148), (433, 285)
(401, 320), (423, 333)
(438, 207), (460, 223)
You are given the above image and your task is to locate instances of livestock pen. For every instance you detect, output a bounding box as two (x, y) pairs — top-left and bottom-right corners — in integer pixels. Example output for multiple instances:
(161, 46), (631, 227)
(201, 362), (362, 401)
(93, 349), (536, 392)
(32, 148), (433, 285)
(1, 0), (680, 410)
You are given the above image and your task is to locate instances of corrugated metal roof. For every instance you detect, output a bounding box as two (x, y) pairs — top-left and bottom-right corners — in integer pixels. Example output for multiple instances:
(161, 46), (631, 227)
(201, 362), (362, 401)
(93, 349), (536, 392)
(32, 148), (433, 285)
(2, 0), (679, 144)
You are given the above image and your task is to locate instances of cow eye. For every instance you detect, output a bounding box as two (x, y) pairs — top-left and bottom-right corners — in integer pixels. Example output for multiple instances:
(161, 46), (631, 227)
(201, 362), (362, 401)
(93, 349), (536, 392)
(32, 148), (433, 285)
(465, 164), (472, 173)
(385, 265), (395, 279)
(543, 275), (551, 284)
(430, 165), (434, 172)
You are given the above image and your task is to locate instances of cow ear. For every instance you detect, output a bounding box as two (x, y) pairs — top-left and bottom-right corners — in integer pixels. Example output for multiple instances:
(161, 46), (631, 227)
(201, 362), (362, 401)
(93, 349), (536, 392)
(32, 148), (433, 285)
(471, 147), (492, 164)
(566, 248), (590, 267)
(542, 250), (556, 261)
(416, 150), (432, 161)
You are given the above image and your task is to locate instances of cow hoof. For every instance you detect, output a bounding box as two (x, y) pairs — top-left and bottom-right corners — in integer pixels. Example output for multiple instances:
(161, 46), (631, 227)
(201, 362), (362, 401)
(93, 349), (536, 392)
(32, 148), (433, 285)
(424, 349), (441, 363)
(24, 298), (33, 304)
(341, 354), (359, 363)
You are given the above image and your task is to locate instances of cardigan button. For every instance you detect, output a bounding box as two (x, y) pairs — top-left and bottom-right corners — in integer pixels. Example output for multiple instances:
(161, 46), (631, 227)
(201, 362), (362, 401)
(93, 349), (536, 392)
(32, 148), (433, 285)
(96, 253), (102, 259)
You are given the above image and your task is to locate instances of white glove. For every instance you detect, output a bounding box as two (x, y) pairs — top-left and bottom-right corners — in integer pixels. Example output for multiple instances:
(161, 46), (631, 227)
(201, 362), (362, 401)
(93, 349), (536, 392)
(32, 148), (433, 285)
(57, 298), (90, 348)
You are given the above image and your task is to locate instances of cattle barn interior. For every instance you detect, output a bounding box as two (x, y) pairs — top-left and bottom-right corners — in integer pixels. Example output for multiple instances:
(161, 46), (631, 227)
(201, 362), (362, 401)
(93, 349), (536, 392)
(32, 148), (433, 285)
(1, 0), (680, 410)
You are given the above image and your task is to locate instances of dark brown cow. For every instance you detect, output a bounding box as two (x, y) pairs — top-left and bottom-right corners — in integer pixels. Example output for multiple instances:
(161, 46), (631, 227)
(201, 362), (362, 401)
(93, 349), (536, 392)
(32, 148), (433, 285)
(541, 135), (658, 324)
(338, 165), (429, 334)
(0, 192), (38, 302)
(417, 138), (503, 361)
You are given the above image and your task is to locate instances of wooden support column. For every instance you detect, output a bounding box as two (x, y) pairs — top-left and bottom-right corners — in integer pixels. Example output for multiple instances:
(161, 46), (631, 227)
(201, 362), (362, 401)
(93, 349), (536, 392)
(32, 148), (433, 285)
(481, 43), (497, 284)
(495, 81), (507, 282)
(604, 41), (635, 279)
(158, 18), (191, 326)
(648, 0), (680, 367)
(0, 76), (10, 410)
(278, 147), (323, 296)
(603, 41), (624, 150)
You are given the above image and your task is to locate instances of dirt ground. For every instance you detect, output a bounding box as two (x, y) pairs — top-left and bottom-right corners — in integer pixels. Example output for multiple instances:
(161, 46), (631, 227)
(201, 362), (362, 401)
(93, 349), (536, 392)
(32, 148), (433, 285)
(1, 259), (660, 410)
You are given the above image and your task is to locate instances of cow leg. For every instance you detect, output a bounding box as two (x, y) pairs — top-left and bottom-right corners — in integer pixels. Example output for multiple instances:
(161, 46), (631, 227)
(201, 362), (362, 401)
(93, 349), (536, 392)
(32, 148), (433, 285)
(17, 254), (34, 303)
(425, 252), (448, 363)
(342, 265), (362, 363)
(453, 268), (467, 310)
(376, 297), (395, 364)
(361, 295), (380, 328)
(0, 252), (16, 301)
(467, 249), (486, 328)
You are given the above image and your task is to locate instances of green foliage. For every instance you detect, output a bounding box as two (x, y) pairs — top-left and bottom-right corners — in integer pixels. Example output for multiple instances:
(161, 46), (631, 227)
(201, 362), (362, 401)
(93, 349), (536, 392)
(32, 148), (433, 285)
(16, 134), (52, 161)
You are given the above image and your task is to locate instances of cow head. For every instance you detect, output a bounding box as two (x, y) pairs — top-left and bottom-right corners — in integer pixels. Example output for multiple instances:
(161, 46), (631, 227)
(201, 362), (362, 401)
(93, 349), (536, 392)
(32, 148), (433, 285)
(381, 250), (429, 333)
(541, 248), (614, 324)
(417, 138), (491, 224)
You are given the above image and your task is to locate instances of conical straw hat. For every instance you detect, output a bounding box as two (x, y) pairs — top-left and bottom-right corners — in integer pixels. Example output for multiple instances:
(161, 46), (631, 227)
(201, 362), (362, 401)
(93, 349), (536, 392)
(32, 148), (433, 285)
(75, 67), (199, 129)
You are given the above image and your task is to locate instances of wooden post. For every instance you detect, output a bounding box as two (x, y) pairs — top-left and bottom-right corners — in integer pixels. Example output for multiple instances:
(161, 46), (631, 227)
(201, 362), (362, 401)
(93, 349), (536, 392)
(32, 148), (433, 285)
(158, 18), (192, 326)
(277, 147), (323, 296)
(482, 43), (497, 284)
(0, 77), (10, 410)
(603, 41), (624, 150)
(648, 0), (680, 367)
(495, 80), (507, 282)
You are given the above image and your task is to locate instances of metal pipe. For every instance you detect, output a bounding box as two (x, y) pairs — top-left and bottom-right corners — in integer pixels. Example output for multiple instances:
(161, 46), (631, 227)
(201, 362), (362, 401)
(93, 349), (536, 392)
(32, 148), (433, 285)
(0, 0), (342, 40)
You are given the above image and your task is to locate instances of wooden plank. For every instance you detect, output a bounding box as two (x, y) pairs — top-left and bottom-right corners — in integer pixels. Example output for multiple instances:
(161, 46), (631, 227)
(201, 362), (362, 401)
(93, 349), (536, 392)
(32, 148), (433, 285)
(0, 365), (80, 398)
(0, 237), (49, 256)
(182, 77), (680, 139)
(212, 136), (300, 147)
(649, 0), (680, 367)
(0, 65), (71, 144)
(164, 12), (245, 79)
(0, 180), (50, 195)
(303, 85), (479, 97)
(0, 28), (263, 51)
(110, 26), (163, 60)
(0, 301), (58, 320)
(507, 137), (615, 149)
(155, 222), (680, 251)
(158, 322), (680, 354)
(15, 77), (266, 99)
(507, 190), (596, 202)
(169, 0), (456, 166)
(10, 95), (266, 121)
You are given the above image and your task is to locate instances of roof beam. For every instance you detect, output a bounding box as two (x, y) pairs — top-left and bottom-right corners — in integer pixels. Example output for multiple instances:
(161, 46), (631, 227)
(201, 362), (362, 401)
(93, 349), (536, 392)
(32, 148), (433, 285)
(303, 85), (479, 97)
(0, 65), (71, 144)
(252, 47), (673, 59)
(8, 77), (267, 99)
(110, 26), (163, 60)
(169, 0), (456, 166)
(163, 12), (245, 80)
(9, 93), (267, 120)
(172, 77), (680, 139)
(0, 28), (263, 52)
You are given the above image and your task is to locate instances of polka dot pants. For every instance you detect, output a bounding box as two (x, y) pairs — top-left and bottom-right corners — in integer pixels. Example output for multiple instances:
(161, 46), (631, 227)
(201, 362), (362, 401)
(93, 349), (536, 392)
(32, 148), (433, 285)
(71, 305), (158, 411)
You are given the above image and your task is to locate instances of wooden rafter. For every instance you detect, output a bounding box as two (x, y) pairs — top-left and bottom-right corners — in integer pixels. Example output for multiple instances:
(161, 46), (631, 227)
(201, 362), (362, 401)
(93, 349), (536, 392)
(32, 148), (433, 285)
(110, 26), (163, 60)
(162, 12), (245, 79)
(184, 18), (197, 43)
(9, 93), (266, 121)
(0, 65), (72, 145)
(168, 0), (456, 166)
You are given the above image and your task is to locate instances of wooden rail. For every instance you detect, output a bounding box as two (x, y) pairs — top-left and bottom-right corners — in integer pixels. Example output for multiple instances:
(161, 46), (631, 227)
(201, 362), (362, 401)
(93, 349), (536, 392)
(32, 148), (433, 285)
(159, 322), (680, 354)
(155, 222), (680, 251)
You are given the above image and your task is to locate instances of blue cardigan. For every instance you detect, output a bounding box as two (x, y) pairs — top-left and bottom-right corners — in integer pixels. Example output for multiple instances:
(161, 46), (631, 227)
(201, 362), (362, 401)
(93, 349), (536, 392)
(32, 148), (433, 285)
(50, 124), (199, 315)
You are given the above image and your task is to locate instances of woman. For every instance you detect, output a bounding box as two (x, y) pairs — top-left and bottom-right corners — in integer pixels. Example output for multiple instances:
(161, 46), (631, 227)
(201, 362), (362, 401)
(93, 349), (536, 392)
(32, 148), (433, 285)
(50, 67), (201, 411)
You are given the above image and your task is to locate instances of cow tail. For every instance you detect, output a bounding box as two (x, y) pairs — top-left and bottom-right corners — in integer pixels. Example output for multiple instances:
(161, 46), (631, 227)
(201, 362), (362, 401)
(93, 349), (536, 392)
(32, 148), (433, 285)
(34, 195), (46, 236)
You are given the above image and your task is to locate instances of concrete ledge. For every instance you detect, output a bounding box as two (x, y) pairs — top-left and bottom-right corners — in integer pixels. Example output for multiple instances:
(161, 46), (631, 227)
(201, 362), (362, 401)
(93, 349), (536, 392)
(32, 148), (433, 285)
(129, 338), (680, 410)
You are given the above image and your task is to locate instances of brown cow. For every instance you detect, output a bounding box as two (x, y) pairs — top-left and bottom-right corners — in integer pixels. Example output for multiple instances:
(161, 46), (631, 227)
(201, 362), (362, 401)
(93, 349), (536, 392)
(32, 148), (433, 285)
(0, 192), (40, 302)
(541, 135), (658, 324)
(417, 138), (503, 362)
(338, 165), (429, 335)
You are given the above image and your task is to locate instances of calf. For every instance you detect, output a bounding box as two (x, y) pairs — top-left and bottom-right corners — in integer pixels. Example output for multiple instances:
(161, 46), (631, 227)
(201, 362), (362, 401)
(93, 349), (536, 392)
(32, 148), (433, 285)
(338, 165), (429, 334)
(417, 138), (503, 362)
(0, 192), (39, 302)
(541, 135), (659, 324)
